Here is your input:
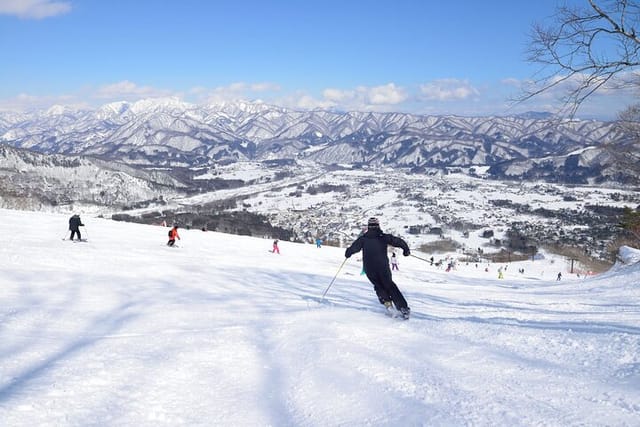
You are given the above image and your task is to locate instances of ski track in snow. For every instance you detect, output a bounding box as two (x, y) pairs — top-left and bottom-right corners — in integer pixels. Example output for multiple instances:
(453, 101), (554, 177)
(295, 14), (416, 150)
(1, 208), (639, 426)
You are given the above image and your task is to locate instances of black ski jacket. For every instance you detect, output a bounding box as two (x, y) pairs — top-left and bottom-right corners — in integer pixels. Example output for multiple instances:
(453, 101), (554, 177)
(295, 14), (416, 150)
(68, 215), (83, 231)
(345, 228), (410, 272)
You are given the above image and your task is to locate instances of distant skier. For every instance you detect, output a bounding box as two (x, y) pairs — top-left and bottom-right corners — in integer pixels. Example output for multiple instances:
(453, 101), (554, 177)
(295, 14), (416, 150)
(345, 217), (411, 319)
(390, 252), (399, 270)
(68, 214), (84, 241)
(272, 239), (280, 254)
(316, 237), (322, 248)
(167, 225), (180, 247)
(557, 272), (562, 281)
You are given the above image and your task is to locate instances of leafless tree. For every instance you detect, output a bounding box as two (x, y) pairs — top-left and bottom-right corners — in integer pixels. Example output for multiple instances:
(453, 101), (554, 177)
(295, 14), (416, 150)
(612, 102), (640, 174)
(617, 102), (640, 137)
(522, 0), (640, 116)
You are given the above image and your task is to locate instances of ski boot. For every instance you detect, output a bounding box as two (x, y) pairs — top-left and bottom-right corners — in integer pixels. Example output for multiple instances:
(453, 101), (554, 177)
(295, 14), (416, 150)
(383, 301), (394, 316)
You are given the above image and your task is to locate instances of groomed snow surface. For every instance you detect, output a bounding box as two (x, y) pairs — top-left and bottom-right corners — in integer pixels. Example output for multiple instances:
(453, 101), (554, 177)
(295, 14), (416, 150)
(1, 208), (639, 426)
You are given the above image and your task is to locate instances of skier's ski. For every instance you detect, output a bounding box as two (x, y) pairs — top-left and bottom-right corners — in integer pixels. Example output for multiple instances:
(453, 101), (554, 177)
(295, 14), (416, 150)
(384, 306), (409, 320)
(302, 295), (334, 306)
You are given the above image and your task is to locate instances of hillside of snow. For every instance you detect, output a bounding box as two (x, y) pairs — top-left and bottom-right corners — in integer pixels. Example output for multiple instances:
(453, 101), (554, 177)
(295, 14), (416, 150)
(1, 208), (639, 425)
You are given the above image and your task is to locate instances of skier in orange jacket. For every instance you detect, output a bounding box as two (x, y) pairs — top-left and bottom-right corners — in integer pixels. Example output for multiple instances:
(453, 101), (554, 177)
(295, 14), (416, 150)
(167, 225), (180, 247)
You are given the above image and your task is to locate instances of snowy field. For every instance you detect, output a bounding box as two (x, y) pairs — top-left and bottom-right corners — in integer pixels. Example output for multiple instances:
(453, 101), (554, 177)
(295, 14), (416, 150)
(1, 208), (639, 426)
(151, 164), (640, 257)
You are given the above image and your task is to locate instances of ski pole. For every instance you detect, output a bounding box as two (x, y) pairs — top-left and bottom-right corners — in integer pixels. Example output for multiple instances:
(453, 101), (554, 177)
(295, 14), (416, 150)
(82, 226), (89, 240)
(322, 258), (348, 299)
(410, 253), (431, 263)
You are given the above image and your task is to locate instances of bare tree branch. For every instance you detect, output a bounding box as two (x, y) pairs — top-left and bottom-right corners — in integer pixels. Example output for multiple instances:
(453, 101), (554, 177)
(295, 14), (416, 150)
(518, 0), (640, 116)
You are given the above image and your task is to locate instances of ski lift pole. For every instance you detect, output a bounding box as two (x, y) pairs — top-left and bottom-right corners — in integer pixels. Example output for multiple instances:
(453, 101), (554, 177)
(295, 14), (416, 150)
(322, 258), (348, 300)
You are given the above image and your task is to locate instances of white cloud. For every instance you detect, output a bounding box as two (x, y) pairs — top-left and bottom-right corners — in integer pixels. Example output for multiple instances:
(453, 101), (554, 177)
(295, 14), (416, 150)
(189, 82), (407, 112)
(318, 83), (407, 111)
(196, 82), (281, 104)
(365, 83), (407, 105)
(95, 81), (175, 100)
(420, 79), (480, 101)
(225, 82), (280, 93)
(0, 0), (71, 19)
(501, 78), (522, 87)
(0, 81), (282, 112)
(0, 81), (181, 111)
(247, 82), (281, 93)
(322, 88), (353, 103)
(0, 92), (88, 111)
(277, 92), (336, 111)
(514, 70), (640, 104)
(1, 75), (632, 120)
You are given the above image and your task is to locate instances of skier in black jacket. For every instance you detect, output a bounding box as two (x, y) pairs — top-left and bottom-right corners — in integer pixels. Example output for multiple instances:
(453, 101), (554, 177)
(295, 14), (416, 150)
(345, 217), (411, 319)
(68, 214), (84, 241)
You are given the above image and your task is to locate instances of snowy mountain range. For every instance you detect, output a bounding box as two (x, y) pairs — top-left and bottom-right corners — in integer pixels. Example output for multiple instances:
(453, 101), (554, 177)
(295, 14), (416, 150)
(1, 99), (638, 262)
(0, 98), (635, 185)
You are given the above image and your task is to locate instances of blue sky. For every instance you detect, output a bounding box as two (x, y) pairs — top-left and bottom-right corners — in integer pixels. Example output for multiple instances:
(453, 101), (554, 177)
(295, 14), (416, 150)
(0, 0), (635, 118)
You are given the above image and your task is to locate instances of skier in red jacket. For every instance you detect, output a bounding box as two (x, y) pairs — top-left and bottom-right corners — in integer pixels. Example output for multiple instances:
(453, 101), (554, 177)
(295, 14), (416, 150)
(167, 225), (180, 247)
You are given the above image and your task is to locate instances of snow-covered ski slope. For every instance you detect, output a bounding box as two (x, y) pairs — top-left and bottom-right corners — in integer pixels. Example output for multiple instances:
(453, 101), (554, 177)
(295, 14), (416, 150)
(1, 208), (639, 426)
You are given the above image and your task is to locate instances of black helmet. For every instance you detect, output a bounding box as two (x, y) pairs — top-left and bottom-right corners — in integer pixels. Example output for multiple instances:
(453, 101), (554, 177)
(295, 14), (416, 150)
(367, 217), (380, 228)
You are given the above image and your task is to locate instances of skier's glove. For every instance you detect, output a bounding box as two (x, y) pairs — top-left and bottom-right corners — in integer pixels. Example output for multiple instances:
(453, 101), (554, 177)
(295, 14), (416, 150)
(403, 249), (410, 257)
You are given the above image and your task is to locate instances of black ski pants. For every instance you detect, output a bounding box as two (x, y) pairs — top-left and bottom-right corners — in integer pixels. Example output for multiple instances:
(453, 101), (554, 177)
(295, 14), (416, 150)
(365, 267), (408, 310)
(70, 229), (81, 240)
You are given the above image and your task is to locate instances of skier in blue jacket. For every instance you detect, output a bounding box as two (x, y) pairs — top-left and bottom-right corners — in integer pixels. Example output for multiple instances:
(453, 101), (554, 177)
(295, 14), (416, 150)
(345, 217), (411, 319)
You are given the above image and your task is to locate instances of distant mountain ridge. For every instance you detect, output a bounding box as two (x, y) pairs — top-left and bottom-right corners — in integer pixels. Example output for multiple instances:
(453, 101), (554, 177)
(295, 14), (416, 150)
(0, 98), (636, 185)
(0, 144), (182, 210)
